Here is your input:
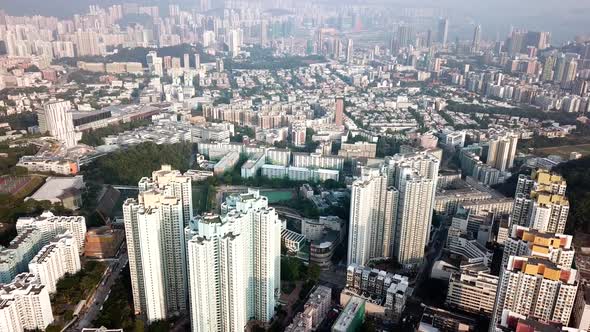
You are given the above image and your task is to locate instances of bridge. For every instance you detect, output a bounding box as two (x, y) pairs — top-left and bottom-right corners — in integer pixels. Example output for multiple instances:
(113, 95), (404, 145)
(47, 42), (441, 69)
(110, 185), (139, 191)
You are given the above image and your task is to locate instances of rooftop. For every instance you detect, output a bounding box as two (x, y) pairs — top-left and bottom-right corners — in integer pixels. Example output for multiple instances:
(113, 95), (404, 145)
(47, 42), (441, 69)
(30, 176), (84, 202)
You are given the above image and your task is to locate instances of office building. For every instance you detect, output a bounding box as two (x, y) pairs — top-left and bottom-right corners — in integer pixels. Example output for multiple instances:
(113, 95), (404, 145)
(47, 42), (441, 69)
(0, 273), (53, 331)
(491, 256), (579, 328)
(28, 232), (81, 294)
(37, 100), (77, 148)
(186, 189), (281, 330)
(17, 211), (87, 252)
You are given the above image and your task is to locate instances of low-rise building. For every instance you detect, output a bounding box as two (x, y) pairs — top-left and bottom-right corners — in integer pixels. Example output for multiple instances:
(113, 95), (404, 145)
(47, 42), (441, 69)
(338, 142), (377, 159)
(28, 176), (85, 210)
(84, 226), (124, 258)
(292, 152), (344, 171)
(460, 198), (514, 216)
(241, 153), (265, 178)
(261, 165), (339, 182)
(332, 296), (365, 332)
(418, 306), (476, 332)
(17, 156), (78, 175)
(213, 151), (240, 175)
(184, 169), (214, 182)
(286, 286), (332, 332)
(343, 264), (410, 322)
(446, 269), (498, 315)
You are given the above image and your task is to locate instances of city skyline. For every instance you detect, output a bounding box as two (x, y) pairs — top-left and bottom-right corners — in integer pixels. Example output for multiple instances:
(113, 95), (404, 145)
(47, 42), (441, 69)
(2, 0), (590, 331)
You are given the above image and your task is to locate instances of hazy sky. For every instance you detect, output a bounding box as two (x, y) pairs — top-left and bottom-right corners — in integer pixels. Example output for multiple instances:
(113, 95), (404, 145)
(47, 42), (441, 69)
(0, 0), (588, 43)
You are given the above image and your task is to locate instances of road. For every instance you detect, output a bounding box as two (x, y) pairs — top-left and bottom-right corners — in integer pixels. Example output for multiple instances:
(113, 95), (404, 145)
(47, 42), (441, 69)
(67, 246), (129, 331)
(414, 223), (448, 290)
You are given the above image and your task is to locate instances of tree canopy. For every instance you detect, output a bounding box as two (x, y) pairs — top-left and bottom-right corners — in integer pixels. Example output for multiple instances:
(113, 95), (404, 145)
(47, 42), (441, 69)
(82, 142), (193, 185)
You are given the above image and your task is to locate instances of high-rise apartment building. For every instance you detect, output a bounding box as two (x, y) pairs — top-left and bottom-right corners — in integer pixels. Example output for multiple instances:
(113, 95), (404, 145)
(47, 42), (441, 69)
(335, 97), (344, 126)
(186, 189), (282, 331)
(137, 206), (166, 323)
(185, 213), (248, 332)
(472, 25), (481, 53)
(37, 101), (77, 148)
(347, 167), (397, 266)
(146, 51), (163, 76)
(492, 256), (578, 328)
(502, 225), (574, 269)
(346, 39), (354, 63)
(75, 31), (103, 56)
(28, 232), (81, 294)
(17, 212), (87, 252)
(228, 29), (241, 57)
(511, 170), (569, 234)
(123, 200), (145, 316)
(347, 152), (439, 268)
(0, 228), (43, 284)
(485, 133), (518, 172)
(561, 59), (579, 88)
(438, 18), (449, 47)
(124, 166), (192, 320)
(183, 53), (190, 70)
(0, 273), (54, 331)
(392, 165), (436, 267)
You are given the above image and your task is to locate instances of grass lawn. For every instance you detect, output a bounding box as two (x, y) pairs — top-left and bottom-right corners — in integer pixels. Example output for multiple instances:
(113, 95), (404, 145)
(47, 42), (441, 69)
(536, 143), (590, 158)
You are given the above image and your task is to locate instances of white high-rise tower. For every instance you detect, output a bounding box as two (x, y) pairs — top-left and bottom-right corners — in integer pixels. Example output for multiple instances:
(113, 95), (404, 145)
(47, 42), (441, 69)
(124, 166), (192, 320)
(347, 152), (439, 269)
(37, 100), (77, 148)
(186, 189), (282, 331)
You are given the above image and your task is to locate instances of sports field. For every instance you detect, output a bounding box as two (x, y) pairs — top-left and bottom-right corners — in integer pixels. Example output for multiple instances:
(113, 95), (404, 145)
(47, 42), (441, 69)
(536, 144), (590, 159)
